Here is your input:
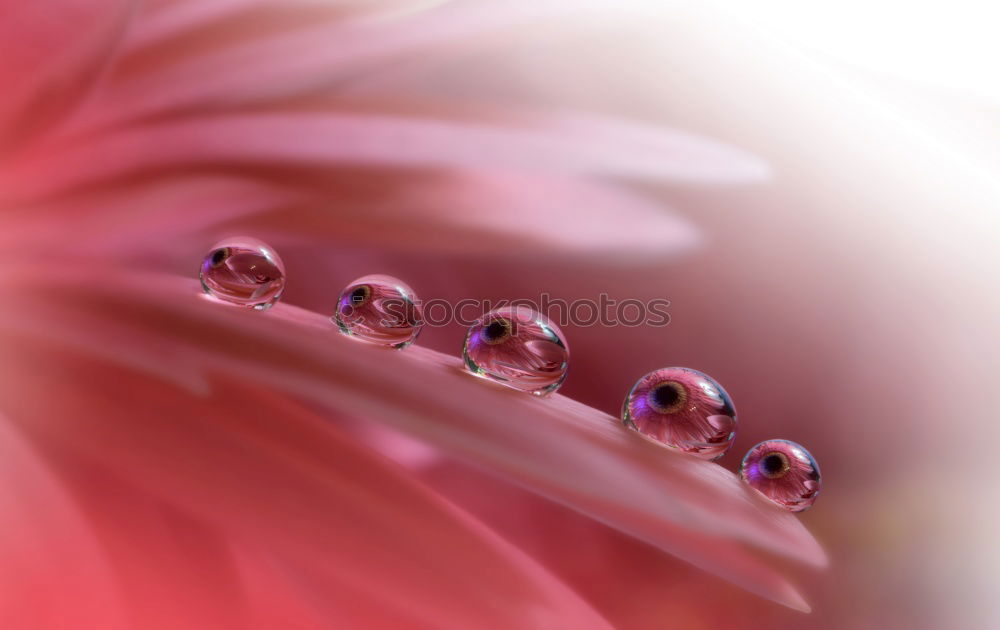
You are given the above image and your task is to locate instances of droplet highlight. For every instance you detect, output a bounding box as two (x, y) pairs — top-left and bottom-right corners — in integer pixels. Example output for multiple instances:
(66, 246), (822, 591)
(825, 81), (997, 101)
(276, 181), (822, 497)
(622, 367), (737, 459)
(334, 275), (423, 349)
(739, 439), (821, 512)
(463, 306), (569, 396)
(199, 237), (285, 310)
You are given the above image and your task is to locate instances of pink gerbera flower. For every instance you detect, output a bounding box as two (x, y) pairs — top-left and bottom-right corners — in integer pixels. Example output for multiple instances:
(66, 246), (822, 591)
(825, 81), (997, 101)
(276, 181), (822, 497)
(6, 0), (994, 628)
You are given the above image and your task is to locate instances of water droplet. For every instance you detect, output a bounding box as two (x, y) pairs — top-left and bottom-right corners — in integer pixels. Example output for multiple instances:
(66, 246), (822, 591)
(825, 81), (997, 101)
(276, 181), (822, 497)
(199, 237), (285, 310)
(622, 367), (736, 459)
(463, 306), (569, 396)
(334, 275), (423, 349)
(739, 439), (821, 512)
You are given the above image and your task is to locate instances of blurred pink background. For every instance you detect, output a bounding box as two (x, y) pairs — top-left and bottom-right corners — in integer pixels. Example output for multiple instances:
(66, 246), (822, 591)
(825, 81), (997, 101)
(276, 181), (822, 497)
(0, 1), (997, 628)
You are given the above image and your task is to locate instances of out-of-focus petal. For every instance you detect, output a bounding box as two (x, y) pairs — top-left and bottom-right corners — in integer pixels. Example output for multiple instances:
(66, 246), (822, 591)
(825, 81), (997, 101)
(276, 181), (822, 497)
(0, 0), (134, 153)
(0, 177), (304, 254)
(132, 0), (402, 50)
(2, 173), (697, 261)
(229, 171), (701, 259)
(4, 110), (766, 205)
(419, 462), (818, 620)
(0, 267), (826, 610)
(67, 0), (629, 132)
(0, 416), (127, 628)
(0, 340), (613, 629)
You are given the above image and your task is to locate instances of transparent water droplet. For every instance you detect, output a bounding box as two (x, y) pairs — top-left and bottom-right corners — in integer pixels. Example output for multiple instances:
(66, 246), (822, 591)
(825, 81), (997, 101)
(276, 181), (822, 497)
(739, 439), (821, 512)
(621, 367), (737, 460)
(334, 275), (423, 349)
(463, 306), (569, 396)
(199, 237), (285, 310)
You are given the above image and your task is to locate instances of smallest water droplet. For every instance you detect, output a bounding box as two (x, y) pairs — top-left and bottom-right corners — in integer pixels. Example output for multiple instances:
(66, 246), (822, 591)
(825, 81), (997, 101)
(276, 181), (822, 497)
(739, 439), (821, 512)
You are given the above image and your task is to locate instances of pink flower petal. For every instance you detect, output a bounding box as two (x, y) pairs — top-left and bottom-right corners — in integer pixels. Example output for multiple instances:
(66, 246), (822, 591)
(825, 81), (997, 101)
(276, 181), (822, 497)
(420, 463), (816, 617)
(9, 172), (699, 261)
(132, 0), (396, 50)
(215, 171), (701, 259)
(0, 177), (305, 258)
(0, 266), (826, 610)
(4, 111), (766, 205)
(0, 340), (613, 628)
(68, 0), (627, 132)
(0, 415), (127, 627)
(0, 0), (134, 153)
(4, 172), (697, 261)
